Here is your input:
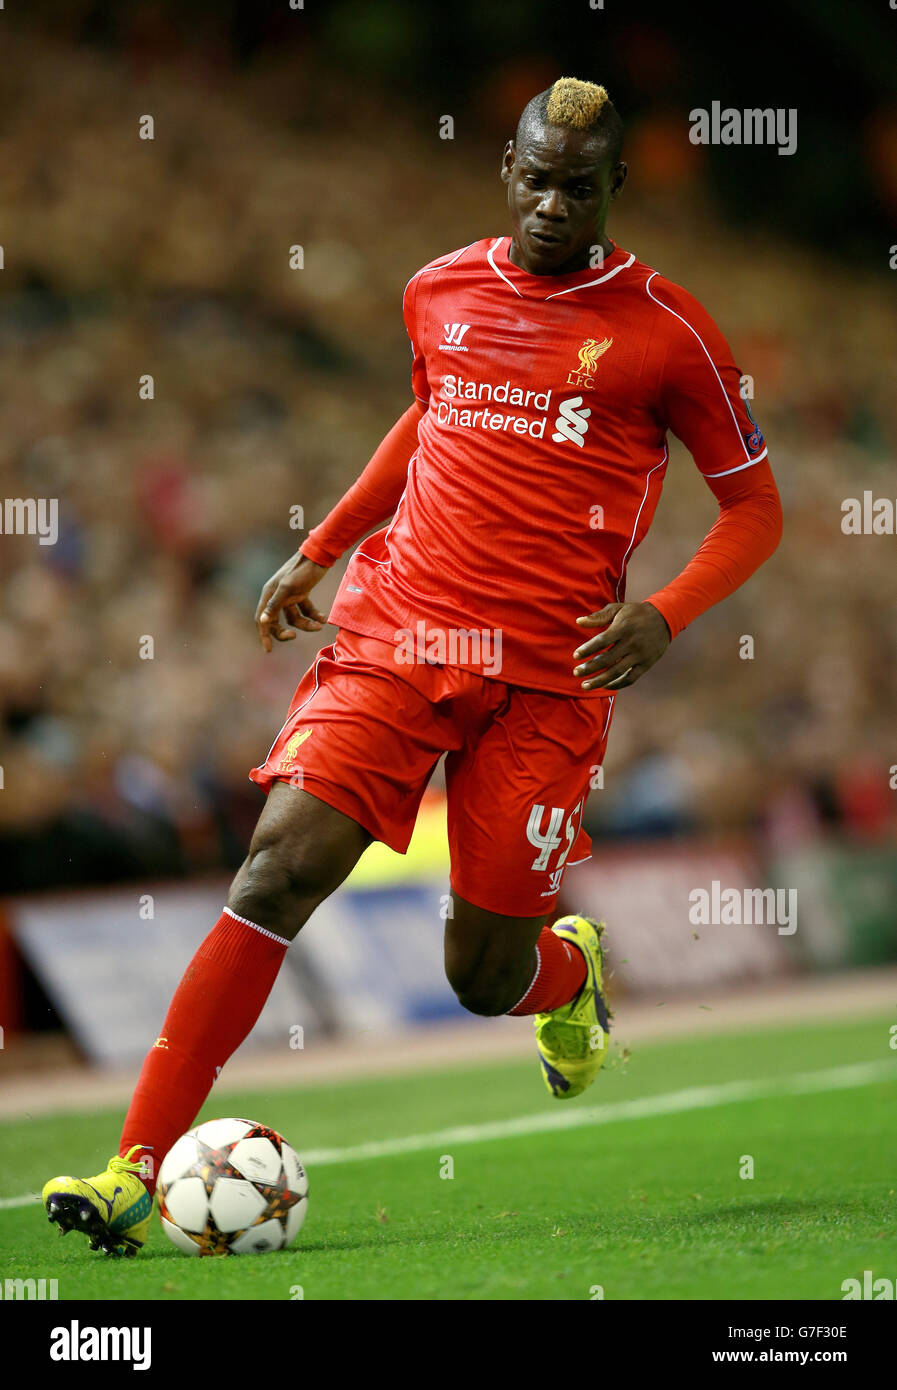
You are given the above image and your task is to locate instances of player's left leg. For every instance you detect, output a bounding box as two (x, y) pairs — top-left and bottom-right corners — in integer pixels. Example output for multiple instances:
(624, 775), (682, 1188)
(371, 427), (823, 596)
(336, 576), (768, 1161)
(445, 894), (609, 1100)
(444, 683), (616, 1098)
(445, 894), (579, 1017)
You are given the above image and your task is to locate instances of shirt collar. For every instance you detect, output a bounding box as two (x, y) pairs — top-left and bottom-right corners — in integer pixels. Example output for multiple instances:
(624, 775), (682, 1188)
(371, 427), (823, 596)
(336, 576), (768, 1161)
(487, 236), (634, 300)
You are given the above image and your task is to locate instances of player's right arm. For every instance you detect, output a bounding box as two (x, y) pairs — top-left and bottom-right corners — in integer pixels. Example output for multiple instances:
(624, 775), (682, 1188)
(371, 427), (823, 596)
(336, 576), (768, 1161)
(255, 400), (425, 651)
(256, 262), (432, 651)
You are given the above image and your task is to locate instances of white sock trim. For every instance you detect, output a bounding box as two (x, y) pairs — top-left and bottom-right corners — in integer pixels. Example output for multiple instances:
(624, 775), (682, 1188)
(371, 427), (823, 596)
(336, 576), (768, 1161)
(223, 905), (291, 945)
(508, 943), (541, 1013)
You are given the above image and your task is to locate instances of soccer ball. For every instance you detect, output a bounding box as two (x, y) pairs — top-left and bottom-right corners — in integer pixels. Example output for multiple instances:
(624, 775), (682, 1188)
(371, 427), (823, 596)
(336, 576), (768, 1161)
(157, 1117), (309, 1255)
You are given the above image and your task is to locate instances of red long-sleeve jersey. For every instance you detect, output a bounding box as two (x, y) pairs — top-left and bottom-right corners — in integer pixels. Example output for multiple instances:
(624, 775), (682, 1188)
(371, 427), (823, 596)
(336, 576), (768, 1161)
(302, 237), (782, 695)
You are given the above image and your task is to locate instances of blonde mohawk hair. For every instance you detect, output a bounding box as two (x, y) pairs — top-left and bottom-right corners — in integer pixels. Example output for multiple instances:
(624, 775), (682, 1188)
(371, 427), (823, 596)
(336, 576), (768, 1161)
(516, 77), (624, 162)
(544, 78), (610, 131)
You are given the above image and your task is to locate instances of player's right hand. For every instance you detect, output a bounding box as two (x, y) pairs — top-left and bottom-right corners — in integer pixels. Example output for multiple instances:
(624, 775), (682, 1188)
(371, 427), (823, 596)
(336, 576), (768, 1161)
(255, 553), (330, 652)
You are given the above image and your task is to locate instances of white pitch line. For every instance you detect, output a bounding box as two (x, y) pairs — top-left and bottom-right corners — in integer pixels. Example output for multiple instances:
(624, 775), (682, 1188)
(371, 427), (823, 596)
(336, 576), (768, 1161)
(300, 1058), (895, 1165)
(1, 1058), (892, 1210)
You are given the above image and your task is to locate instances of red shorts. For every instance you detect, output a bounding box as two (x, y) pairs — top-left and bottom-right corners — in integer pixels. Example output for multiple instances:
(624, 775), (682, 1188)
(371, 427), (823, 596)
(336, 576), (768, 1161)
(250, 628), (615, 917)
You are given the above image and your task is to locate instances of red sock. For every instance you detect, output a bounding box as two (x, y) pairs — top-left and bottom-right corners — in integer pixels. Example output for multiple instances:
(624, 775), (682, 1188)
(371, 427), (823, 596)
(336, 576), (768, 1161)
(120, 908), (289, 1194)
(507, 927), (587, 1016)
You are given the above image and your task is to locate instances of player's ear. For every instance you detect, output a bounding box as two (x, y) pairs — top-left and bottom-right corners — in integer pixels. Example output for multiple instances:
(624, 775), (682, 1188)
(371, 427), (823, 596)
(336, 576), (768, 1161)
(500, 140), (515, 185)
(610, 161), (628, 199)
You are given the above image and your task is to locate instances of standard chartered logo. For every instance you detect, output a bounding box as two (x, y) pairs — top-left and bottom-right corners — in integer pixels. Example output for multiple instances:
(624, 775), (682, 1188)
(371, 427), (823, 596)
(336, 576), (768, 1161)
(438, 373), (552, 439)
(551, 396), (591, 447)
(437, 374), (592, 449)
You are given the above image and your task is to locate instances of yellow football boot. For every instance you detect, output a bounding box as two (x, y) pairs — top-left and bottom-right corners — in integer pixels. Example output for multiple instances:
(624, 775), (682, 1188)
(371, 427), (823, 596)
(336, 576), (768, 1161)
(535, 915), (612, 1099)
(42, 1146), (152, 1256)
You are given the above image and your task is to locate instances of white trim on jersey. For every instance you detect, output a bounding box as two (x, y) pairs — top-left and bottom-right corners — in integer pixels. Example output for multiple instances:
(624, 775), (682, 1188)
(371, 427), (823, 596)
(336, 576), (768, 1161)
(402, 244), (472, 303)
(644, 271), (752, 467)
(601, 692), (616, 740)
(702, 448), (768, 478)
(486, 237), (635, 299)
(486, 238), (521, 296)
(614, 449), (669, 602)
(545, 251), (636, 299)
(257, 644), (328, 768)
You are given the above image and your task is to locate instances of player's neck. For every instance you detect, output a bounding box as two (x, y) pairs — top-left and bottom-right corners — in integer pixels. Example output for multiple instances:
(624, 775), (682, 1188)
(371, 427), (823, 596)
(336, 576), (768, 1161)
(507, 235), (615, 277)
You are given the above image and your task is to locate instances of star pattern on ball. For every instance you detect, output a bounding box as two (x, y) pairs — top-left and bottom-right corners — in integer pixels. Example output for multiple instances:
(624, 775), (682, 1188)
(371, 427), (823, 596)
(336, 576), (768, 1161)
(182, 1139), (242, 1194)
(251, 1168), (306, 1223)
(157, 1120), (308, 1255)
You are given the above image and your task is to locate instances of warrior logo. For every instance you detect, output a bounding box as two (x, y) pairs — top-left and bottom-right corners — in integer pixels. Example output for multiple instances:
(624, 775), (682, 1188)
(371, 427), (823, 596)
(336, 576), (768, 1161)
(440, 323), (471, 352)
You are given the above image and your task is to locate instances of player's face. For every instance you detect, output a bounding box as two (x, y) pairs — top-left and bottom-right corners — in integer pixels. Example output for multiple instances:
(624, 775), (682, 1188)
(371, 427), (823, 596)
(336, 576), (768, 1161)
(501, 126), (626, 275)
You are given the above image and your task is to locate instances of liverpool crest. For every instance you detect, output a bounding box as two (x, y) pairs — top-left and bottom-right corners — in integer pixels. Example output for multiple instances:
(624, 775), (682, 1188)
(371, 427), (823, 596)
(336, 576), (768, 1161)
(566, 336), (613, 390)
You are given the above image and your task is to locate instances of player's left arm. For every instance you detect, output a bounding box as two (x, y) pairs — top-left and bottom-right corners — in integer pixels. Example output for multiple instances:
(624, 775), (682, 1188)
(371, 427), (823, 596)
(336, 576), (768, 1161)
(574, 279), (783, 692)
(575, 463), (782, 689)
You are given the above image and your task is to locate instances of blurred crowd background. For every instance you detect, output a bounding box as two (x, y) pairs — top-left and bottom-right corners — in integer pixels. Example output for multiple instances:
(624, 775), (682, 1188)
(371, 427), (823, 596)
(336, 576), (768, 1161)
(1, 0), (896, 894)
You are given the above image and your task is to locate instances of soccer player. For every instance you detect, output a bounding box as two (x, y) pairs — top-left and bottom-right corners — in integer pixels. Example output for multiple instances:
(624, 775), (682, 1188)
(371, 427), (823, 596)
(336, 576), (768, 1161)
(43, 78), (782, 1254)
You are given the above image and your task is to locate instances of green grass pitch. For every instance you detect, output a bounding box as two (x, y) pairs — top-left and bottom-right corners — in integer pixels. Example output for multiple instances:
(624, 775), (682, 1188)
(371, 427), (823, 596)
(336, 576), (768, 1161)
(1, 1015), (895, 1300)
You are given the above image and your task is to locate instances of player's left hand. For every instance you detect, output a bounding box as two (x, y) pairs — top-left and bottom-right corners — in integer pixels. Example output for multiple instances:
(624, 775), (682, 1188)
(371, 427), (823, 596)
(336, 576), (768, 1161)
(573, 602), (671, 691)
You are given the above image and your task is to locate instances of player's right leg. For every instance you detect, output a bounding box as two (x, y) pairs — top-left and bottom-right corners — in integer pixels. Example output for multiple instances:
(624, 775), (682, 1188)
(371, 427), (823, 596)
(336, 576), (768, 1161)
(42, 783), (371, 1256)
(42, 628), (455, 1255)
